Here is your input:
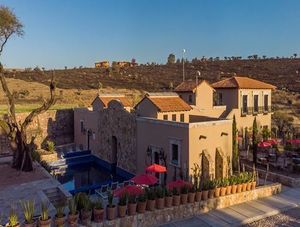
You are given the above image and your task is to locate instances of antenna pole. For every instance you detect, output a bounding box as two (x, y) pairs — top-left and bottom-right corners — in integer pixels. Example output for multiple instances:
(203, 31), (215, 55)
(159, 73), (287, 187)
(182, 49), (185, 82)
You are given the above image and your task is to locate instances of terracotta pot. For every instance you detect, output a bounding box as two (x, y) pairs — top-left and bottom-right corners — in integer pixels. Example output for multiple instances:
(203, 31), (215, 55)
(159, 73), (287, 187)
(137, 201), (147, 213)
(195, 191), (202, 202)
(107, 205), (116, 220)
(80, 210), (91, 226)
(118, 204), (127, 218)
(202, 190), (209, 201)
(242, 183), (247, 192)
(55, 214), (66, 227)
(173, 195), (180, 206)
(252, 181), (257, 190)
(237, 184), (243, 193)
(214, 188), (221, 198)
(5, 223), (20, 227)
(226, 185), (232, 195)
(146, 199), (156, 211)
(188, 192), (195, 203)
(156, 197), (165, 209)
(165, 196), (173, 207)
(246, 182), (252, 191)
(128, 203), (137, 216)
(93, 208), (104, 223)
(208, 189), (215, 199)
(231, 185), (237, 194)
(38, 217), (51, 227)
(180, 193), (188, 204)
(68, 212), (79, 226)
(220, 187), (227, 196)
(23, 221), (37, 227)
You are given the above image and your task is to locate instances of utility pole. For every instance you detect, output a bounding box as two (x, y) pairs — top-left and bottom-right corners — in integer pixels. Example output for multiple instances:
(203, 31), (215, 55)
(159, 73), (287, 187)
(182, 49), (186, 81)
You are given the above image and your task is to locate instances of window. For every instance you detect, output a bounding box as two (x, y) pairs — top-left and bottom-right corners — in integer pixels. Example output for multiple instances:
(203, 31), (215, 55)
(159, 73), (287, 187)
(172, 114), (176, 121)
(171, 144), (179, 165)
(163, 114), (168, 120)
(80, 120), (84, 132)
(188, 94), (193, 103)
(264, 95), (269, 111)
(253, 95), (258, 113)
(218, 93), (223, 105)
(242, 95), (248, 114)
(180, 114), (184, 122)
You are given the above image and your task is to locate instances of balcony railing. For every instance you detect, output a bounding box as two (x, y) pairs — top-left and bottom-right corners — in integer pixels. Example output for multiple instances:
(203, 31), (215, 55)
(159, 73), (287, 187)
(241, 106), (272, 116)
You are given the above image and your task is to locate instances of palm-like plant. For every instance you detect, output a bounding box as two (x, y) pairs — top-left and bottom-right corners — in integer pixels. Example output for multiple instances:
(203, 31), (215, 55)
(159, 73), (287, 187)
(20, 200), (35, 224)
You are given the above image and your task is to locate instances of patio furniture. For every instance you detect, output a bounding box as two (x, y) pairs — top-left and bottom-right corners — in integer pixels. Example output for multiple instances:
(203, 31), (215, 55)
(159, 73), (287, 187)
(95, 184), (109, 200)
(111, 181), (119, 191)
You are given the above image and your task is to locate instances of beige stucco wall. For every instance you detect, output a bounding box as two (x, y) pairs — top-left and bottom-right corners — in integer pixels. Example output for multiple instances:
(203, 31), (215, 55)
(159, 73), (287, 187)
(237, 89), (272, 109)
(135, 98), (158, 118)
(178, 92), (195, 105)
(195, 82), (214, 110)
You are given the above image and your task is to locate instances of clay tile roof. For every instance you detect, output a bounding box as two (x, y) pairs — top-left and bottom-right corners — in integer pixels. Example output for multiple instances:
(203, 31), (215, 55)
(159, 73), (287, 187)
(212, 76), (276, 89)
(92, 95), (133, 107)
(147, 96), (192, 112)
(174, 80), (201, 92)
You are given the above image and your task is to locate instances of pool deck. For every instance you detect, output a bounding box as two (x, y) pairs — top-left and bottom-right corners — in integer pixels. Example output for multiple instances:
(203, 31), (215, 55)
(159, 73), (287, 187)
(0, 160), (71, 224)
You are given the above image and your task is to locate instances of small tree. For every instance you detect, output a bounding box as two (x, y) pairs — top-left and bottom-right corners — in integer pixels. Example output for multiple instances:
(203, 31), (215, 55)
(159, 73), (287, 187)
(252, 117), (258, 168)
(167, 53), (176, 64)
(261, 127), (271, 140)
(272, 111), (294, 141)
(232, 115), (239, 172)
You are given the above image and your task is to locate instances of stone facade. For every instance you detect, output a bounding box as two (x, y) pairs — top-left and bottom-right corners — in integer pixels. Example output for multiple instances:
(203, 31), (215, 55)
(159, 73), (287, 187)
(0, 109), (74, 154)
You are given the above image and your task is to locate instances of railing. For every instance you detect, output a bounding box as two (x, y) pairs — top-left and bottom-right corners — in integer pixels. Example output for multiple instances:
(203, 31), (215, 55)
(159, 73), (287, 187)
(241, 106), (273, 116)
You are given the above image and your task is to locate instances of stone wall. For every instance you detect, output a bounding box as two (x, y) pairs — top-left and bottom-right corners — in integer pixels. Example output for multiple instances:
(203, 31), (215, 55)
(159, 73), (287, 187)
(104, 183), (281, 227)
(0, 109), (74, 154)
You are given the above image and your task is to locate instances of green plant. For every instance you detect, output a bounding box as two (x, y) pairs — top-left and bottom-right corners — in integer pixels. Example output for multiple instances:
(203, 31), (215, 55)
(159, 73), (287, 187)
(155, 186), (165, 198)
(189, 185), (196, 193)
(8, 207), (18, 226)
(118, 193), (128, 206)
(220, 178), (229, 187)
(108, 191), (114, 208)
(93, 199), (103, 210)
(75, 192), (88, 211)
(128, 195), (137, 204)
(20, 200), (35, 224)
(172, 187), (180, 196)
(40, 201), (49, 221)
(228, 176), (236, 185)
(146, 188), (156, 200)
(68, 198), (77, 215)
(201, 180), (210, 191)
(164, 188), (173, 197)
(46, 140), (55, 153)
(180, 185), (189, 194)
(82, 196), (92, 211)
(137, 193), (147, 202)
(55, 203), (65, 218)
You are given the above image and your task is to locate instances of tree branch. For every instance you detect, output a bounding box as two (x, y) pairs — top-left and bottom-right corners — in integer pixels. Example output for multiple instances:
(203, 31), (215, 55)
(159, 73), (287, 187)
(0, 32), (13, 55)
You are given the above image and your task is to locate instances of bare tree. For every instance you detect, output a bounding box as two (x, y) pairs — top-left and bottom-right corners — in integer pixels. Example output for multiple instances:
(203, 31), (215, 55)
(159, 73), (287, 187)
(0, 6), (57, 171)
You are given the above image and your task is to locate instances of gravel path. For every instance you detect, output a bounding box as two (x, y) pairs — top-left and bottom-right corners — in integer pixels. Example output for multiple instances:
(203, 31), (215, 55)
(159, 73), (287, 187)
(245, 207), (300, 227)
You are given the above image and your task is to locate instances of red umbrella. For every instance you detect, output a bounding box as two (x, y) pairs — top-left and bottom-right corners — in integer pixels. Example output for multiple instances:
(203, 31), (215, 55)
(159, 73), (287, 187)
(146, 164), (167, 173)
(131, 174), (158, 185)
(258, 141), (272, 148)
(287, 139), (300, 144)
(167, 179), (192, 190)
(114, 185), (144, 197)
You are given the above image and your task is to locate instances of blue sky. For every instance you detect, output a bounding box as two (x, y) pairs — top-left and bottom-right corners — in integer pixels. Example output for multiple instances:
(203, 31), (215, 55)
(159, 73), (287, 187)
(1, 0), (300, 69)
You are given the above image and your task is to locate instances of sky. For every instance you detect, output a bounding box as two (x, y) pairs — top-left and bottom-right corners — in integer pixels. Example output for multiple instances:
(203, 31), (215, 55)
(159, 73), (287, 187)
(1, 0), (300, 69)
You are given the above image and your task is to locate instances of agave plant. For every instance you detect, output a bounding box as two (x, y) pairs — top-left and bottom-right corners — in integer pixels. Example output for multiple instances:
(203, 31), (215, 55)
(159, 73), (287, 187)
(8, 207), (19, 227)
(68, 198), (77, 215)
(20, 200), (35, 224)
(55, 203), (66, 218)
(40, 201), (50, 221)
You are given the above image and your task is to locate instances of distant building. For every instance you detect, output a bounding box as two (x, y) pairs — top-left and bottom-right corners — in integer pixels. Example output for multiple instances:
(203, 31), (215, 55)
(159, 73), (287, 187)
(95, 61), (110, 68)
(115, 61), (136, 68)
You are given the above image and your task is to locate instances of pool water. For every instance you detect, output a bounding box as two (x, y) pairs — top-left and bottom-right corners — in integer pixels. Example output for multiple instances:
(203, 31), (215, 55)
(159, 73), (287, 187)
(55, 162), (125, 193)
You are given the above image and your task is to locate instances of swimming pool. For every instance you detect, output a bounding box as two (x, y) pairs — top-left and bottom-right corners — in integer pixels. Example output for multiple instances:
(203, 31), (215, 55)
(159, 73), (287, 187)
(51, 152), (133, 194)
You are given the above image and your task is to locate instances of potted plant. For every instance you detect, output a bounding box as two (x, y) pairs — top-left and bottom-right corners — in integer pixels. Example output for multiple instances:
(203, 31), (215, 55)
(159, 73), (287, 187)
(208, 180), (215, 199)
(128, 195), (137, 215)
(231, 176), (238, 194)
(137, 193), (147, 213)
(237, 174), (243, 193)
(214, 179), (221, 198)
(80, 196), (92, 225)
(39, 201), (51, 227)
(6, 207), (19, 227)
(164, 188), (173, 208)
(146, 188), (156, 211)
(241, 173), (248, 192)
(195, 181), (202, 202)
(172, 187), (180, 206)
(201, 181), (209, 201)
(68, 198), (79, 227)
(54, 203), (66, 227)
(20, 200), (35, 227)
(118, 193), (127, 218)
(107, 191), (116, 220)
(227, 176), (233, 195)
(251, 172), (257, 190)
(220, 178), (228, 197)
(155, 186), (165, 209)
(188, 185), (196, 203)
(93, 199), (104, 223)
(180, 185), (188, 204)
(246, 172), (252, 191)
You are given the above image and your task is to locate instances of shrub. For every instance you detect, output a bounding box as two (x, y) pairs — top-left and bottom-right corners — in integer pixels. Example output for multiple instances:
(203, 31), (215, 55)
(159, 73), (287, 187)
(118, 193), (128, 206)
(20, 200), (35, 224)
(137, 193), (147, 202)
(68, 198), (77, 215)
(93, 199), (103, 210)
(46, 140), (55, 153)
